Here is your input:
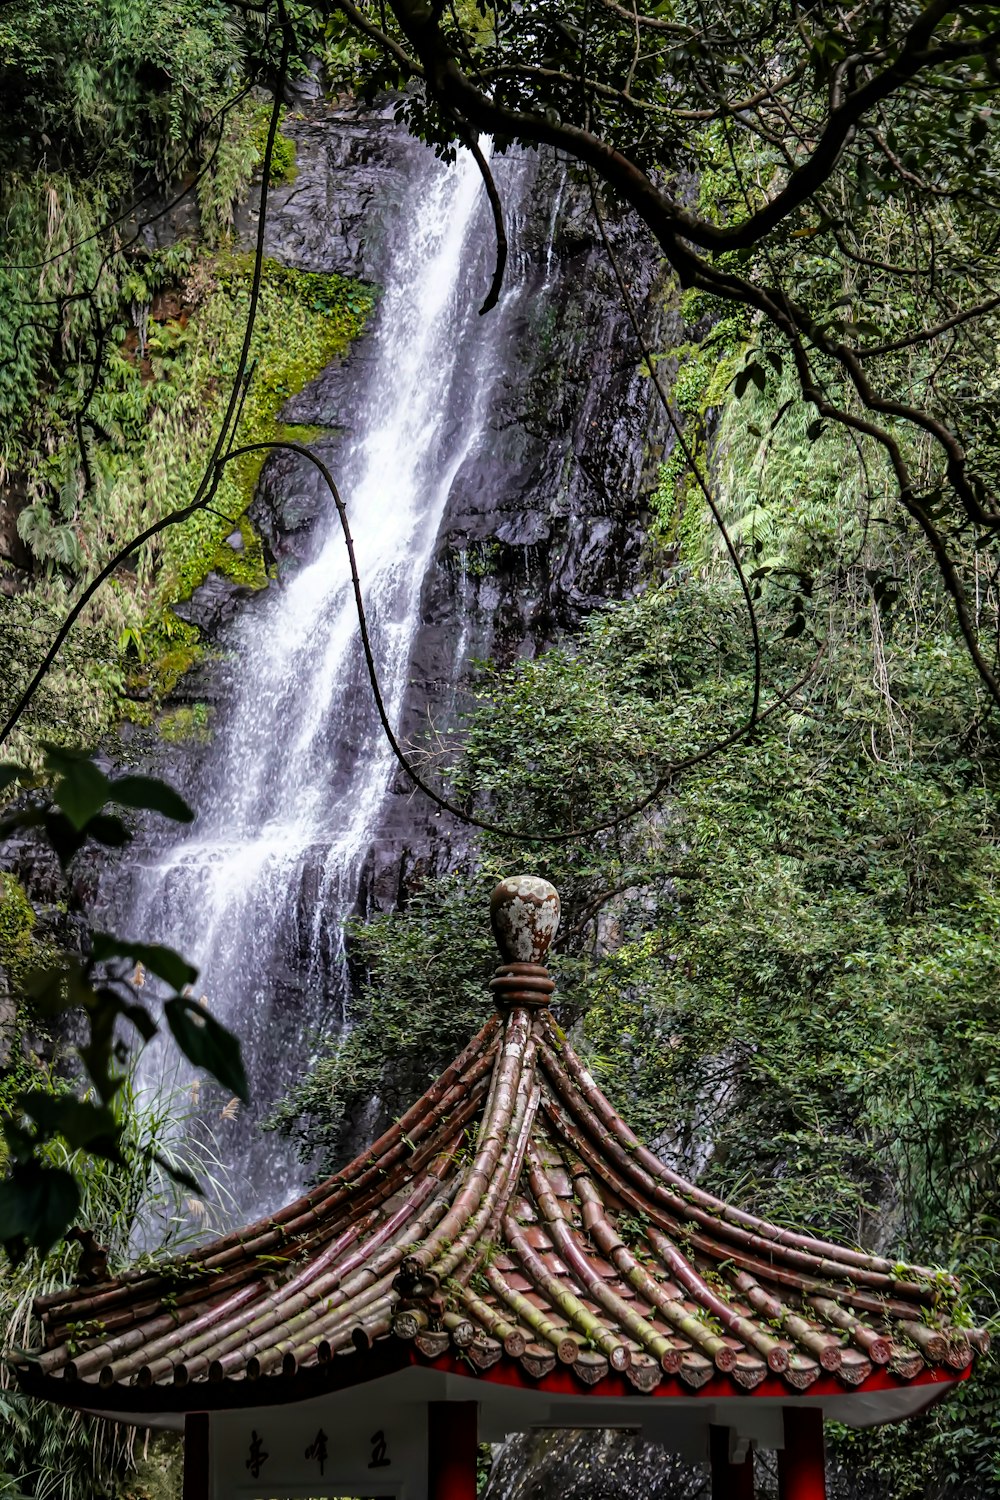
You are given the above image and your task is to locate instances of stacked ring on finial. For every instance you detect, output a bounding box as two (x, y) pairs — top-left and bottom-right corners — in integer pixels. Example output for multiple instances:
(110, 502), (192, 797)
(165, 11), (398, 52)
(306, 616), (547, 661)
(489, 876), (559, 1011)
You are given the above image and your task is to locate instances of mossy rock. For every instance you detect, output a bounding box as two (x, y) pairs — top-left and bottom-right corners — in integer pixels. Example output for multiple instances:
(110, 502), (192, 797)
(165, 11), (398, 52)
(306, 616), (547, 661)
(158, 703), (213, 745)
(249, 104), (298, 186)
(0, 871), (36, 998)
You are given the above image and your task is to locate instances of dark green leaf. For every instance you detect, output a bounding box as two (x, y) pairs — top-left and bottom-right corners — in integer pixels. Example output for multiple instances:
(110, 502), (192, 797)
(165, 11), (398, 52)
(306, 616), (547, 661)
(733, 360), (766, 399)
(91, 932), (198, 992)
(17, 1093), (123, 1161)
(0, 805), (47, 840)
(43, 809), (87, 869)
(40, 742), (97, 765)
(75, 987), (125, 1104)
(164, 997), (249, 1103)
(86, 813), (131, 848)
(2, 1119), (36, 1164)
(0, 1166), (81, 1260)
(109, 774), (194, 823)
(76, 1041), (126, 1105)
(95, 988), (158, 1042)
(24, 961), (73, 1015)
(44, 751), (110, 831)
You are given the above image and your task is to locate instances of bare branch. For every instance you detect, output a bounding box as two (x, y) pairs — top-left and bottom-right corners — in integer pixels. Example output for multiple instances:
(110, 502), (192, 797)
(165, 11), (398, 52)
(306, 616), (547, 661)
(858, 294), (1000, 359)
(462, 132), (508, 314)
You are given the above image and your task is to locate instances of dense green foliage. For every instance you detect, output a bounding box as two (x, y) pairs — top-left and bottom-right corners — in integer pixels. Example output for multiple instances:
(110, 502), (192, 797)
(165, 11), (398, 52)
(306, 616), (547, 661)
(1, 248), (371, 754)
(0, 1077), (231, 1498)
(0, 0), (372, 761)
(271, 373), (1000, 1491)
(0, 0), (250, 428)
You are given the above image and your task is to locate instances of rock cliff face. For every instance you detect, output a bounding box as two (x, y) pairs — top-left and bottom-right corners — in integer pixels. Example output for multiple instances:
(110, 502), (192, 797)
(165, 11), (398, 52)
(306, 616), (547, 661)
(484, 1427), (887, 1500)
(485, 1430), (711, 1500)
(245, 95), (673, 906)
(2, 95), (674, 1197)
(41, 103), (675, 1217)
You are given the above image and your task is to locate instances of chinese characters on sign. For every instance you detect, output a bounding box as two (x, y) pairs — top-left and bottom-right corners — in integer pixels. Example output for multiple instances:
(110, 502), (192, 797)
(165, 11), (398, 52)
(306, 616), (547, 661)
(238, 1420), (394, 1482)
(304, 1428), (329, 1477)
(245, 1429), (269, 1478)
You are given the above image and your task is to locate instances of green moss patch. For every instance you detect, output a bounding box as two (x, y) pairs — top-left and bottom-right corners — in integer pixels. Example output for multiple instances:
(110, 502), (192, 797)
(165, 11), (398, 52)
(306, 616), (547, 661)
(158, 703), (212, 745)
(149, 256), (374, 620)
(248, 103), (299, 186)
(0, 872), (35, 997)
(1, 206), (374, 755)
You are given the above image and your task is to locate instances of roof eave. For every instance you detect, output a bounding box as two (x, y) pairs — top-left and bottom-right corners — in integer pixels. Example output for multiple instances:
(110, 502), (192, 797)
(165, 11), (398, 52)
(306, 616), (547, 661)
(13, 1336), (970, 1422)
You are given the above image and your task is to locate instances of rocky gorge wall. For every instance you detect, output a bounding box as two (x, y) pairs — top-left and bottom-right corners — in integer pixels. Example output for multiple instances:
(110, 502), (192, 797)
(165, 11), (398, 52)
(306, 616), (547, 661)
(238, 93), (675, 907)
(0, 92), (671, 915)
(0, 89), (676, 1189)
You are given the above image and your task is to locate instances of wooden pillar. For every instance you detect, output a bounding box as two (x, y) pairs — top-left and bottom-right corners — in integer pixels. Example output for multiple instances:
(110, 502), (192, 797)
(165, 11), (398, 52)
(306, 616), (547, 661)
(428, 1402), (478, 1500)
(183, 1412), (210, 1500)
(710, 1424), (755, 1499)
(777, 1408), (826, 1500)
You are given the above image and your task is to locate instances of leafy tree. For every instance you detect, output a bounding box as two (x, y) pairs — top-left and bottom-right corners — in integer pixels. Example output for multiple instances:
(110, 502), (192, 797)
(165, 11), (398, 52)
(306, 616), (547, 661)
(0, 753), (247, 1260)
(0, 1075), (233, 1497)
(321, 0), (1000, 715)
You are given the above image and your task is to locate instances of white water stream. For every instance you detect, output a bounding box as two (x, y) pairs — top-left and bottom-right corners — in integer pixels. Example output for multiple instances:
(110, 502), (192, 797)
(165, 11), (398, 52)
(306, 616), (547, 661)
(124, 143), (531, 1214)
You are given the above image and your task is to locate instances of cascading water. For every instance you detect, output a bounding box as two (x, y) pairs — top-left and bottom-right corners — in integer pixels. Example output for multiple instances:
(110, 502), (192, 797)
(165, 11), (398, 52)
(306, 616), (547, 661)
(122, 142), (532, 1215)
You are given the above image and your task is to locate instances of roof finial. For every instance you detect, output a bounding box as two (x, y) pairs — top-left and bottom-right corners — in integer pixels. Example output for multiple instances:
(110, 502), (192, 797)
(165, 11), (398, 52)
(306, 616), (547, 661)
(489, 876), (559, 1010)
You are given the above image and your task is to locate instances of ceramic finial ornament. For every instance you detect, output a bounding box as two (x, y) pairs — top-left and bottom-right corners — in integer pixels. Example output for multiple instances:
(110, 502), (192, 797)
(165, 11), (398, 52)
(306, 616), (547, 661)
(489, 877), (559, 1010)
(490, 876), (560, 962)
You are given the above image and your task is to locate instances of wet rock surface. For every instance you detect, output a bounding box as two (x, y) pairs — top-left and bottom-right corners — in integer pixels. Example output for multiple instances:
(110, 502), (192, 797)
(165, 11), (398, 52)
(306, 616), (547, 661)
(232, 97), (677, 916)
(485, 1431), (711, 1500)
(171, 571), (257, 634)
(235, 93), (423, 282)
(354, 150), (675, 911)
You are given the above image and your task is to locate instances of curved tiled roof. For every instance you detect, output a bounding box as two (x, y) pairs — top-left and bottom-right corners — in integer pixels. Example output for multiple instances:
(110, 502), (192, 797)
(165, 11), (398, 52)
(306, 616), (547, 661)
(19, 945), (987, 1410)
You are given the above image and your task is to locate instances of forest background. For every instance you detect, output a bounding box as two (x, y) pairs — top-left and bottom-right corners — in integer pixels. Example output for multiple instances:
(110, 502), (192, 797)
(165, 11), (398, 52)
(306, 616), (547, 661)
(3, 0), (1000, 1496)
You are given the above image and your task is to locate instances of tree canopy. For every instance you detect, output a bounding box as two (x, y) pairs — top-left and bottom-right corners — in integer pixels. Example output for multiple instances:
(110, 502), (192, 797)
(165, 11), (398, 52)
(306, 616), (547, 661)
(4, 0), (1000, 749)
(325, 0), (1000, 710)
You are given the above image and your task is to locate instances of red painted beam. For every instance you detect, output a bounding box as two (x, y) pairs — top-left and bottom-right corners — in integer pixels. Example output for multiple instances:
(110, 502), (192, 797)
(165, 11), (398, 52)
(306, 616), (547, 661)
(710, 1425), (755, 1499)
(428, 1401), (478, 1500)
(418, 1344), (964, 1407)
(777, 1407), (826, 1500)
(183, 1412), (209, 1500)
(17, 1334), (968, 1414)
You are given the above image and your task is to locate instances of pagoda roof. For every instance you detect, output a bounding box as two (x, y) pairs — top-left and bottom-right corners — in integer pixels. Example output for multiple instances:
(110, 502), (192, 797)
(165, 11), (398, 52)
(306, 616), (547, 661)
(16, 879), (987, 1417)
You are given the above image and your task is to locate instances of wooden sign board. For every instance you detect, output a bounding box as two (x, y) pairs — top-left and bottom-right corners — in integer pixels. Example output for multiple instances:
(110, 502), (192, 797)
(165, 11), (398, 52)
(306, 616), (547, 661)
(210, 1388), (428, 1499)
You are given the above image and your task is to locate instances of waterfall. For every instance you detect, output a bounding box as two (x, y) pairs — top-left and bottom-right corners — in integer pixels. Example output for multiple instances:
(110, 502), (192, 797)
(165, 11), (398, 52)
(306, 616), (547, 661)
(123, 143), (532, 1215)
